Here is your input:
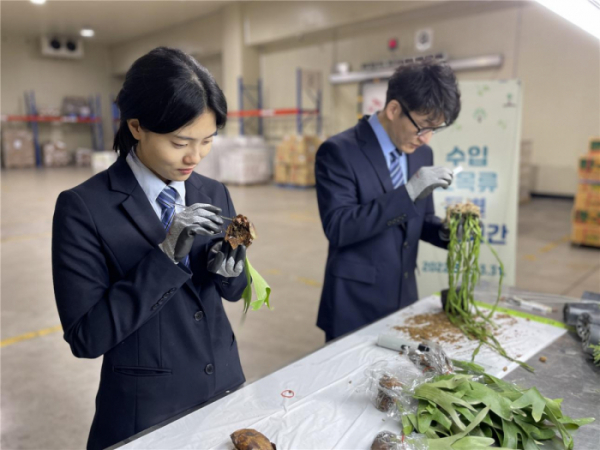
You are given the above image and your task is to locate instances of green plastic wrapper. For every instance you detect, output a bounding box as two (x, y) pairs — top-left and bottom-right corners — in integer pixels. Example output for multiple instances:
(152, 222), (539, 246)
(242, 257), (271, 313)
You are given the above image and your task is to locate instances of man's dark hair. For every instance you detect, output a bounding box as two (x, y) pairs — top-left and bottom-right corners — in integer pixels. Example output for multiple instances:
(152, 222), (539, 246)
(386, 60), (461, 126)
(113, 47), (227, 158)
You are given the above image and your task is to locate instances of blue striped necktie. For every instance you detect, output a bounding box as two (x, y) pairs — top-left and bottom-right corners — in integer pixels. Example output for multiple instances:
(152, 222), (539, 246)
(389, 149), (405, 189)
(156, 186), (190, 268)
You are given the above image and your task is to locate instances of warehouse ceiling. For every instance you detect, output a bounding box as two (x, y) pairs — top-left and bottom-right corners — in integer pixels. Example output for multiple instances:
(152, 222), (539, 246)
(0, 0), (230, 45)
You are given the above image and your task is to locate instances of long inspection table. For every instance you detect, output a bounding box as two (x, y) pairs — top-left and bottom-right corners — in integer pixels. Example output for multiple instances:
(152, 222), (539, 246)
(114, 291), (600, 450)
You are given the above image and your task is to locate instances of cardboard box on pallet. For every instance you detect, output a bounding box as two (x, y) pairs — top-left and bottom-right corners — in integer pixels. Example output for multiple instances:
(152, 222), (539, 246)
(43, 140), (71, 167)
(275, 136), (294, 164)
(572, 208), (600, 227)
(274, 162), (290, 184)
(276, 135), (321, 165)
(589, 136), (600, 153)
(290, 164), (315, 186)
(2, 129), (36, 168)
(575, 182), (600, 209)
(572, 223), (600, 247)
(578, 154), (600, 181)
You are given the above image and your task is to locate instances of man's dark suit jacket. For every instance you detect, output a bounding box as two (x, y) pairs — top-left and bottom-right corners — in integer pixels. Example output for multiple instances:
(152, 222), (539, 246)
(316, 116), (447, 340)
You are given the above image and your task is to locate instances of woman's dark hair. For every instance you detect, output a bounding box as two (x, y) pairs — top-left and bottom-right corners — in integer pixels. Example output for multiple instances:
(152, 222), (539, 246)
(113, 47), (227, 158)
(386, 60), (461, 126)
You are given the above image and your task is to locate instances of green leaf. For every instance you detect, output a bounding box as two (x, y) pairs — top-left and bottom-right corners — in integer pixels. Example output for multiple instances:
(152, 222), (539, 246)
(402, 414), (414, 436)
(455, 406), (476, 424)
(513, 416), (555, 440)
(501, 417), (524, 448)
(417, 401), (433, 433)
(452, 359), (486, 375)
(432, 407), (454, 431)
(511, 387), (546, 422)
(543, 403), (575, 450)
(241, 257), (272, 313)
(451, 436), (496, 449)
(559, 415), (595, 430)
(414, 384), (476, 431)
(464, 381), (513, 420)
(241, 259), (253, 314)
(429, 374), (472, 390)
(427, 407), (492, 450)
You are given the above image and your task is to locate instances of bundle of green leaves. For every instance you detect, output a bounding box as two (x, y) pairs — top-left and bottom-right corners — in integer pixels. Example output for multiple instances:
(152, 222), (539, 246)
(445, 202), (532, 372)
(398, 362), (594, 450)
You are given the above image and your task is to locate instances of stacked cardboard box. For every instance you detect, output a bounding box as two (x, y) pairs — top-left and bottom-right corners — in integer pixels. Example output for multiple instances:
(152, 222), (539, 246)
(274, 135), (321, 187)
(43, 140), (71, 167)
(75, 148), (93, 167)
(572, 137), (600, 247)
(2, 129), (36, 168)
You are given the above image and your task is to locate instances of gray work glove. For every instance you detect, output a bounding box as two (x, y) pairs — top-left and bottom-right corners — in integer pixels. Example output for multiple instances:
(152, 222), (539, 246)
(207, 240), (246, 277)
(405, 166), (454, 202)
(159, 204), (223, 264)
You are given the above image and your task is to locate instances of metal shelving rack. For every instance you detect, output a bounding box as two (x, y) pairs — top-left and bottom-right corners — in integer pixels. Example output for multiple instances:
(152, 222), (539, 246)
(1, 90), (104, 167)
(228, 68), (322, 136)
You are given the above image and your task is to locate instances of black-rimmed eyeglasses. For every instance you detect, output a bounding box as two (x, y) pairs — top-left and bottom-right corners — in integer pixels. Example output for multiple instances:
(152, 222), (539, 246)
(399, 102), (447, 137)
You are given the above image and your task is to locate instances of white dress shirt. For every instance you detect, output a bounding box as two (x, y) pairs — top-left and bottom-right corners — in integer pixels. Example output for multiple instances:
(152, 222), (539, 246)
(126, 149), (187, 219)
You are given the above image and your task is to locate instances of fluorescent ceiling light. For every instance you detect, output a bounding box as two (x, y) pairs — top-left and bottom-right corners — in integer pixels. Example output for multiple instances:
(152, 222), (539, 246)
(80, 29), (95, 38)
(30, 0), (46, 4)
(535, 0), (600, 40)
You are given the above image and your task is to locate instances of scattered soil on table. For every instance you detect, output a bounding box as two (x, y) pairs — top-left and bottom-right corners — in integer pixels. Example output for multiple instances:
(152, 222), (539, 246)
(393, 311), (517, 345)
(539, 356), (547, 363)
(393, 312), (465, 345)
(496, 313), (518, 327)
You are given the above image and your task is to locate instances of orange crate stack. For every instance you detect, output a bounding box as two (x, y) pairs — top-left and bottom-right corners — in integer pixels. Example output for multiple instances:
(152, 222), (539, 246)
(572, 137), (600, 247)
(274, 135), (321, 187)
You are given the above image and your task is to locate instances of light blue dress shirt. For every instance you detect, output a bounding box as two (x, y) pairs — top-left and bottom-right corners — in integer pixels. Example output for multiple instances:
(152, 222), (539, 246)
(368, 112), (408, 184)
(126, 148), (187, 220)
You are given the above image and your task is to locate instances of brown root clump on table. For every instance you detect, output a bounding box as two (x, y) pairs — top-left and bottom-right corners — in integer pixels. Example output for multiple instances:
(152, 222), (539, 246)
(225, 214), (256, 249)
(231, 429), (276, 450)
(375, 375), (403, 413)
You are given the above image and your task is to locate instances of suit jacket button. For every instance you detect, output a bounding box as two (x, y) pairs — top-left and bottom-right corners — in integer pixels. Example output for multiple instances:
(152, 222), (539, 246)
(168, 288), (176, 294)
(205, 364), (214, 375)
(404, 272), (409, 279)
(151, 304), (158, 311)
(194, 311), (204, 321)
(403, 241), (409, 248)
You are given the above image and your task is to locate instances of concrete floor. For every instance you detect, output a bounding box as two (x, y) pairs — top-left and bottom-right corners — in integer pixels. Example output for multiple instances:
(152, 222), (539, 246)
(1, 167), (599, 450)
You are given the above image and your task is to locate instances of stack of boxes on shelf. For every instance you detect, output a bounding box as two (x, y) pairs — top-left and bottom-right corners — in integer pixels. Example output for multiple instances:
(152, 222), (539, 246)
(1, 129), (36, 168)
(274, 135), (322, 187)
(42, 140), (71, 167)
(572, 137), (600, 247)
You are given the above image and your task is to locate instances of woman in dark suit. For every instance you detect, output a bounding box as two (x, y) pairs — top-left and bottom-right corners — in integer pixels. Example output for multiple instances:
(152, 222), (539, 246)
(52, 47), (247, 450)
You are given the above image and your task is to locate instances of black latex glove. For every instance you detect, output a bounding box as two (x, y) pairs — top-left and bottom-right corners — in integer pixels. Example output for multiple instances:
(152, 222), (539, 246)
(207, 240), (246, 277)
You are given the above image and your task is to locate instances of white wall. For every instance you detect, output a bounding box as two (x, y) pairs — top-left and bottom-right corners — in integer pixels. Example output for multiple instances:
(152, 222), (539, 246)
(1, 36), (116, 153)
(258, 2), (600, 195)
(109, 10), (224, 76)
(105, 1), (599, 195)
(517, 5), (600, 195)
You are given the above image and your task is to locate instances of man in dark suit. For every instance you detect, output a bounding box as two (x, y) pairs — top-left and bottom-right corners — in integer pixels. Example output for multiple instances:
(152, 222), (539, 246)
(316, 60), (461, 341)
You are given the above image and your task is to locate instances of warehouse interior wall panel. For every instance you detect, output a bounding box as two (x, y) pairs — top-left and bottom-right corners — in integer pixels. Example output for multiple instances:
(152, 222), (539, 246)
(0, 37), (115, 152)
(109, 8), (224, 76)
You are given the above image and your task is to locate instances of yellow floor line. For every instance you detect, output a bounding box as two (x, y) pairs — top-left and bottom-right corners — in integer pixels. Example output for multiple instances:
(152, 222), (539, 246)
(1, 325), (62, 348)
(1, 231), (52, 243)
(296, 276), (322, 287)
